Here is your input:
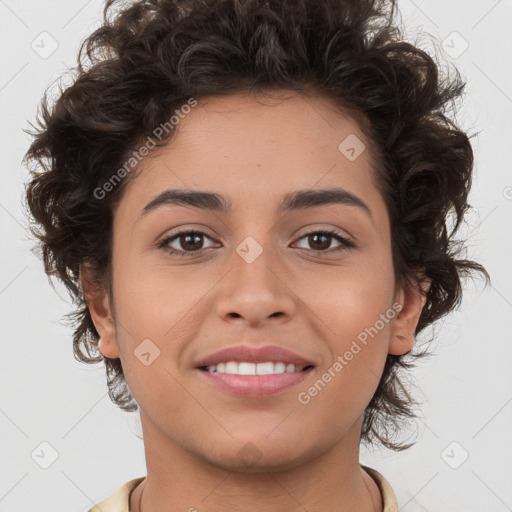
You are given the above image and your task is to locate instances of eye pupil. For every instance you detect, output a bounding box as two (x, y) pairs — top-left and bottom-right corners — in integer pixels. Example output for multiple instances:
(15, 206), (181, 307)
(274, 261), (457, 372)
(181, 233), (203, 251)
(309, 233), (331, 251)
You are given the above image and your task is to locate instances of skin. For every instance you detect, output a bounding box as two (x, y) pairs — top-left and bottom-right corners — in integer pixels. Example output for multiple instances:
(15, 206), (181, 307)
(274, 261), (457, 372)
(81, 90), (428, 512)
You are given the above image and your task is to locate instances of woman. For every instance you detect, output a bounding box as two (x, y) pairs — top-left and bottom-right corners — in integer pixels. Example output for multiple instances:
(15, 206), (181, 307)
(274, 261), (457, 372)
(23, 0), (489, 510)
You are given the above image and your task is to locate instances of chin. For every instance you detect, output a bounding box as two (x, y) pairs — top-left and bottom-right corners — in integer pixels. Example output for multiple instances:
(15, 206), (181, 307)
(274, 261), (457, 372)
(198, 438), (315, 473)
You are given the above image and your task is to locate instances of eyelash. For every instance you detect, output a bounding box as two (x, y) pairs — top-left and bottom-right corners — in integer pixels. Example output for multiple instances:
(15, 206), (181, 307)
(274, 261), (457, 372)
(157, 228), (356, 257)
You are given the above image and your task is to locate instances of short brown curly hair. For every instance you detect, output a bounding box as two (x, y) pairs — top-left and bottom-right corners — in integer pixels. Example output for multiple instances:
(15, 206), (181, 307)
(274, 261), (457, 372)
(23, 0), (489, 451)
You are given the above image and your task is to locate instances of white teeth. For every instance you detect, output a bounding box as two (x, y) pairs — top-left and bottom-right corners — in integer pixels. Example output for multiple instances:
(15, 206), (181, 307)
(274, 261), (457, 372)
(206, 361), (305, 374)
(256, 362), (274, 375)
(225, 361), (238, 374)
(238, 362), (256, 375)
(274, 362), (286, 374)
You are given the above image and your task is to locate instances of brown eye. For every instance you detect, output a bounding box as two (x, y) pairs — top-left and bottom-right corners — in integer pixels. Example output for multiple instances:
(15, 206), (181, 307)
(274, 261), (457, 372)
(177, 233), (204, 251)
(294, 230), (356, 252)
(307, 233), (331, 251)
(159, 230), (218, 256)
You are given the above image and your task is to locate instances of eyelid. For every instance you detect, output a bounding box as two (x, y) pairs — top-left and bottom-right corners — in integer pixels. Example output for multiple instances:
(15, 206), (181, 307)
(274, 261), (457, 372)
(294, 224), (355, 243)
(156, 224), (218, 245)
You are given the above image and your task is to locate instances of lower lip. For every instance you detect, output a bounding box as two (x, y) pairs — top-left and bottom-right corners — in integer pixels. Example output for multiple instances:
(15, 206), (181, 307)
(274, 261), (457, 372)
(197, 368), (314, 397)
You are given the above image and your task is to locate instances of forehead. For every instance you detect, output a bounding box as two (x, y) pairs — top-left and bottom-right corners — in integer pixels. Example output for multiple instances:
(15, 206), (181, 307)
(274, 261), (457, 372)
(116, 90), (387, 226)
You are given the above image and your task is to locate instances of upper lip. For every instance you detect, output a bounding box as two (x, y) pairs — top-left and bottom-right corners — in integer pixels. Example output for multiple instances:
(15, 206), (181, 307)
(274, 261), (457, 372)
(195, 345), (315, 368)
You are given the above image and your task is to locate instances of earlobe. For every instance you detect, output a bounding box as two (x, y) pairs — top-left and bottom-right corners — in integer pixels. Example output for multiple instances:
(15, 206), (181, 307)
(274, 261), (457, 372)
(79, 263), (120, 359)
(388, 277), (431, 356)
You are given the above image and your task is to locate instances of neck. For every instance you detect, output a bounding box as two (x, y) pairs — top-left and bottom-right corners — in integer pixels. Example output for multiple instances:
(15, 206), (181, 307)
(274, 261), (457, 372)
(130, 412), (382, 512)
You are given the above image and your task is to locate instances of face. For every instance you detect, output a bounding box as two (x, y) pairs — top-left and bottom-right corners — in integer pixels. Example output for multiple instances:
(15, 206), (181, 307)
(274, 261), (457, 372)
(84, 90), (424, 472)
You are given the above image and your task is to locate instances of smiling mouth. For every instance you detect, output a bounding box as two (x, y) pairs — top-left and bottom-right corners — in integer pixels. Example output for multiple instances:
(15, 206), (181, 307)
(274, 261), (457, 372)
(198, 361), (315, 375)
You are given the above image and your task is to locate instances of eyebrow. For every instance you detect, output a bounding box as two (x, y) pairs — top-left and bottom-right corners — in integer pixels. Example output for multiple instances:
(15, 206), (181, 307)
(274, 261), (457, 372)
(138, 187), (372, 221)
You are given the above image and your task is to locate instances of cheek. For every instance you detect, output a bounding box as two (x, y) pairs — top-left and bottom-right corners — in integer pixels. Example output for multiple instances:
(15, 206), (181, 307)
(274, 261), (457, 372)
(301, 252), (395, 340)
(112, 252), (203, 337)
(296, 255), (394, 401)
(110, 257), (197, 414)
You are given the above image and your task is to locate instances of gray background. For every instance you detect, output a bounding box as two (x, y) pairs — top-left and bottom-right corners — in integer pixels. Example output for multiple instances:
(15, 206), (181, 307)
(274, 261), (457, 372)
(1, 0), (511, 511)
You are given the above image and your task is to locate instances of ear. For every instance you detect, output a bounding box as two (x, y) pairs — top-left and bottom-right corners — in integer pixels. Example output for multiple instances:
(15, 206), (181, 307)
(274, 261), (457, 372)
(388, 275), (431, 355)
(79, 263), (120, 359)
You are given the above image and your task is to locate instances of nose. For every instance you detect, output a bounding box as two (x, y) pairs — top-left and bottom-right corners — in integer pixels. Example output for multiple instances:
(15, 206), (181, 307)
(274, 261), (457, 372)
(214, 239), (297, 328)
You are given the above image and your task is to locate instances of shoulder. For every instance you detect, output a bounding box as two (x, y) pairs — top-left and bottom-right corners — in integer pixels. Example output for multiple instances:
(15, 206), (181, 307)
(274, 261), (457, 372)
(87, 476), (146, 512)
(361, 465), (399, 512)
